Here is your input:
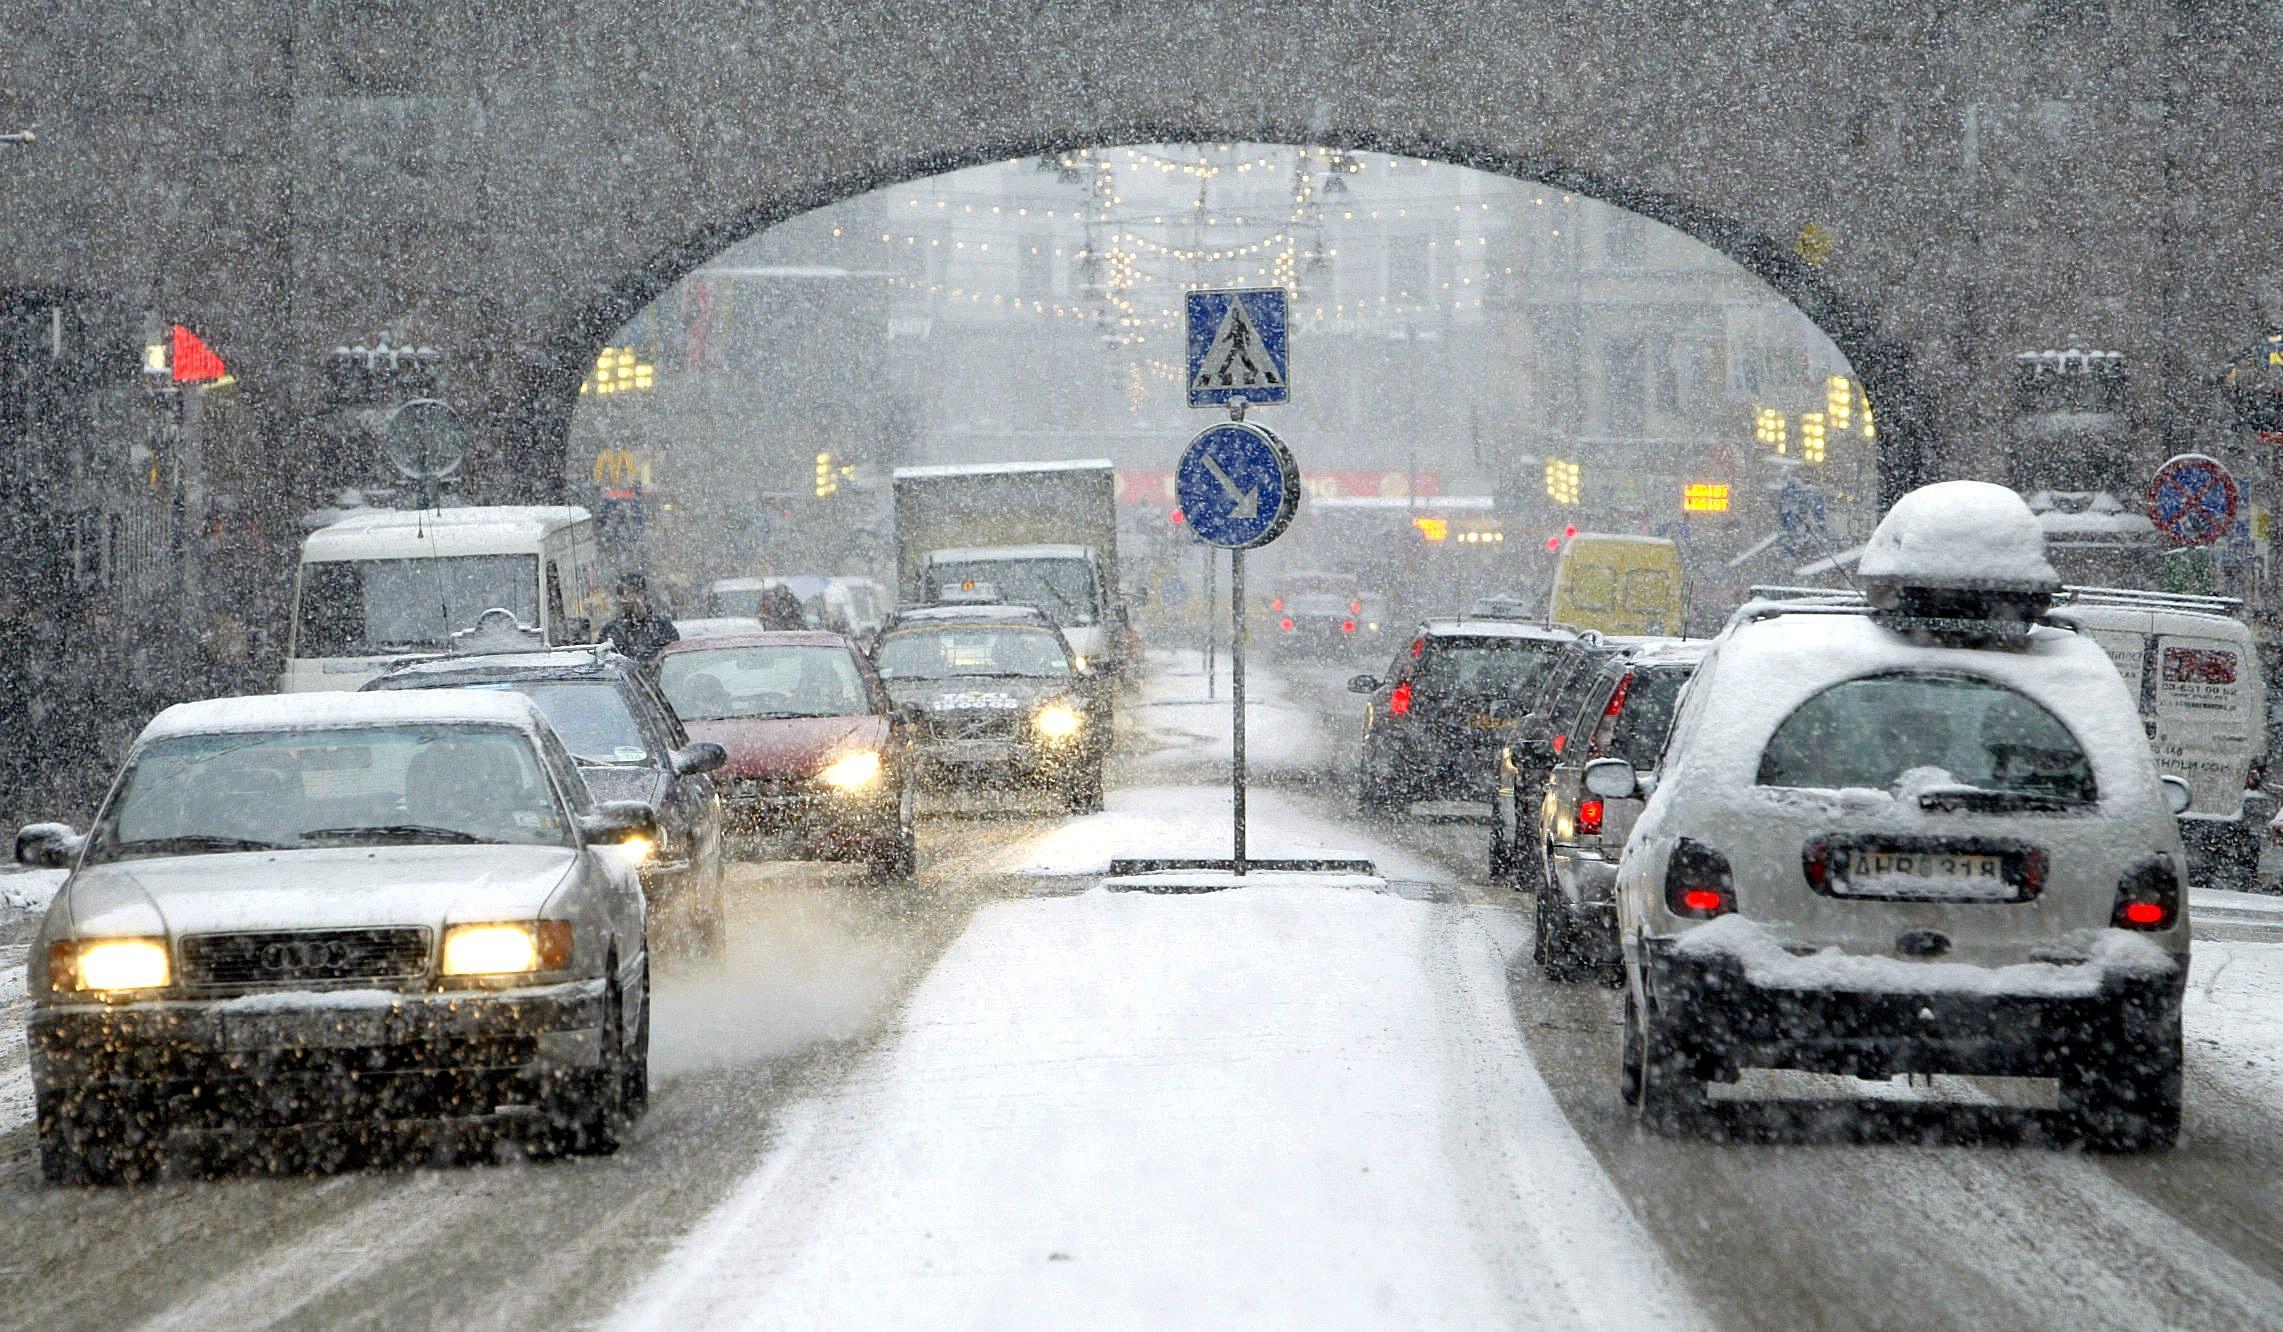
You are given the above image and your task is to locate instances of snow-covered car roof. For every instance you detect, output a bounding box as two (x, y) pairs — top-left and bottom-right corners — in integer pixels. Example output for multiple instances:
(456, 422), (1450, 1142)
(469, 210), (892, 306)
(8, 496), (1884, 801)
(894, 458), (1112, 479)
(674, 616), (769, 638)
(301, 506), (590, 561)
(1673, 610), (2152, 799)
(1617, 637), (1712, 667)
(889, 604), (1055, 626)
(1420, 618), (1578, 642)
(925, 544), (1096, 564)
(140, 689), (549, 744)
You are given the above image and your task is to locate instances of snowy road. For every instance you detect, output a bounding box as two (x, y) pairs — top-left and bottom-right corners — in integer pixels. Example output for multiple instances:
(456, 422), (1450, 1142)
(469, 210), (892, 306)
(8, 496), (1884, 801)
(4, 653), (2283, 1329)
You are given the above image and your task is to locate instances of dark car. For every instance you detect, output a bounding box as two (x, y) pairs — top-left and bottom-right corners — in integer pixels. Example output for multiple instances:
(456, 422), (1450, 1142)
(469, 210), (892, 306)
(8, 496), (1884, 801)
(1530, 639), (1706, 981)
(365, 646), (730, 943)
(1272, 592), (1387, 660)
(1489, 634), (1633, 882)
(654, 630), (918, 878)
(1350, 620), (1577, 816)
(870, 604), (1109, 812)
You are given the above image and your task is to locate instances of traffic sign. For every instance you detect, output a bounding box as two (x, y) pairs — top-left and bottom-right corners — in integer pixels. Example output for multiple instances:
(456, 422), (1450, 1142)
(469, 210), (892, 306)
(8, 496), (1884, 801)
(2149, 453), (2240, 546)
(1175, 421), (1300, 549)
(1185, 288), (1290, 408)
(383, 398), (467, 480)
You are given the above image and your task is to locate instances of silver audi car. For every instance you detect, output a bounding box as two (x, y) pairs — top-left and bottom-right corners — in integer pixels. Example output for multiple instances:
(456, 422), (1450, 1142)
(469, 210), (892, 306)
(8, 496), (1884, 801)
(18, 690), (655, 1184)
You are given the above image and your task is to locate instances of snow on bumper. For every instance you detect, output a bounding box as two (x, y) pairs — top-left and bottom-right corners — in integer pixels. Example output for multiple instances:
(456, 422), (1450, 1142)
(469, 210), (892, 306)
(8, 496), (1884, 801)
(1644, 917), (2184, 1078)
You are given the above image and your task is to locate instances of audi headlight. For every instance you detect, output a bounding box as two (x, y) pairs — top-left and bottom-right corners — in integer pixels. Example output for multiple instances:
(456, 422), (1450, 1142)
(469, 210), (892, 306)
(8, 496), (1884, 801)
(818, 749), (884, 790)
(1033, 703), (1083, 741)
(50, 937), (171, 993)
(441, 921), (573, 976)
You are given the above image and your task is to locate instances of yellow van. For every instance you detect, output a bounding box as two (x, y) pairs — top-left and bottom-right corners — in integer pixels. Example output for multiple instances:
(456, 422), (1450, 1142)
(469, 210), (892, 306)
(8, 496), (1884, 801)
(1548, 534), (1684, 637)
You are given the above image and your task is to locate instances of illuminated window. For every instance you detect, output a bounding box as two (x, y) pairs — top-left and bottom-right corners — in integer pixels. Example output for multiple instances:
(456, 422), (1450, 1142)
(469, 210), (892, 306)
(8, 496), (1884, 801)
(1801, 412), (1827, 464)
(1826, 375), (1853, 431)
(1544, 458), (1582, 506)
(1413, 516), (1450, 542)
(1755, 407), (1788, 454)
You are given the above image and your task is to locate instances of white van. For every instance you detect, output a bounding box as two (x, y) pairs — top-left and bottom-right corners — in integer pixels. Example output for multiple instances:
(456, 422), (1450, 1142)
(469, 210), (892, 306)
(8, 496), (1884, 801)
(2059, 587), (2265, 890)
(283, 507), (605, 692)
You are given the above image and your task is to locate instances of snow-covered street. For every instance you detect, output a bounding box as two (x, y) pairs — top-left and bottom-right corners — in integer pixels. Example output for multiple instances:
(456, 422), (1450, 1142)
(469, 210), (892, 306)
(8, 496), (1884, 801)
(6, 655), (2283, 1329)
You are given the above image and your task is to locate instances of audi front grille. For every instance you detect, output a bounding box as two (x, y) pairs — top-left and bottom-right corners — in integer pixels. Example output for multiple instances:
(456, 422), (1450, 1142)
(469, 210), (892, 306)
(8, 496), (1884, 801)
(179, 927), (432, 987)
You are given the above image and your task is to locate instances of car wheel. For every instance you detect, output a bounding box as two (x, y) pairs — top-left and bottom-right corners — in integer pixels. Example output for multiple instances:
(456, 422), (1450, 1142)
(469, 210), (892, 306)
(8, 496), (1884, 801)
(1062, 762), (1106, 815)
(543, 977), (629, 1158)
(1627, 990), (1705, 1134)
(621, 963), (652, 1119)
(2065, 1023), (2182, 1152)
(871, 783), (920, 878)
(1357, 757), (1398, 817)
(1537, 886), (1583, 982)
(1488, 816), (1515, 882)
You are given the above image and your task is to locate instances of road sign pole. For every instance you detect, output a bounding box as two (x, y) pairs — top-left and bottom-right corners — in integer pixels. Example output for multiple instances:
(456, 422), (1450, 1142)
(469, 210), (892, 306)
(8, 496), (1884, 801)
(1232, 545), (1247, 876)
(1203, 546), (1217, 701)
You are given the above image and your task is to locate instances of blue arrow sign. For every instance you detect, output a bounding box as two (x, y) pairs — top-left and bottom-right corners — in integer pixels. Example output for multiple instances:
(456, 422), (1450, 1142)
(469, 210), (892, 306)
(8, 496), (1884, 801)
(1185, 288), (1291, 408)
(1176, 422), (1300, 549)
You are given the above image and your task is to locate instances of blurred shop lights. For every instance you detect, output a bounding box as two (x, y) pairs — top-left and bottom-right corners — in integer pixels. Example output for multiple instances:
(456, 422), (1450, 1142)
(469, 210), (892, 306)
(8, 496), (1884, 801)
(1682, 483), (1731, 513)
(1544, 458), (1581, 506)
(582, 346), (655, 397)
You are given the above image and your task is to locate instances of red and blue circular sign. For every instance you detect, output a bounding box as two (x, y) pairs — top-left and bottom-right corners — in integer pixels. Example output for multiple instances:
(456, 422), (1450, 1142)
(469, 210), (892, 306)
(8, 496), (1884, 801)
(2148, 453), (2239, 546)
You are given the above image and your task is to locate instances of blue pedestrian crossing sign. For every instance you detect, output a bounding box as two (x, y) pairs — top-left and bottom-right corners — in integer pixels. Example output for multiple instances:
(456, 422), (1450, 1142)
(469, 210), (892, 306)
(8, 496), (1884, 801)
(1176, 421), (1301, 549)
(1186, 288), (1291, 408)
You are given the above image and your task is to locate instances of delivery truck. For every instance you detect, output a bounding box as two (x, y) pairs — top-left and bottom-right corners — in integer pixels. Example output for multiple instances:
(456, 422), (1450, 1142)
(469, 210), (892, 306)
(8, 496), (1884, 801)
(892, 459), (1128, 682)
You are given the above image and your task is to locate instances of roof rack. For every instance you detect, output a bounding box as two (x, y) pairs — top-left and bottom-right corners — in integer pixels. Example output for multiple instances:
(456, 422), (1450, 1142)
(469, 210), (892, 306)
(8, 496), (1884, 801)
(2052, 585), (2243, 615)
(1747, 584), (1865, 605)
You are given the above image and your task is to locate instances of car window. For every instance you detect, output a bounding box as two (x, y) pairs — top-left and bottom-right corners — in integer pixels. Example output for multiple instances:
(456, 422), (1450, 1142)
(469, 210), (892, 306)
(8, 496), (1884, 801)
(628, 669), (692, 745)
(1419, 638), (1567, 700)
(1757, 670), (2098, 804)
(660, 644), (874, 719)
(89, 725), (570, 859)
(875, 626), (1071, 679)
(534, 723), (597, 815)
(1595, 666), (1692, 766)
(462, 679), (650, 766)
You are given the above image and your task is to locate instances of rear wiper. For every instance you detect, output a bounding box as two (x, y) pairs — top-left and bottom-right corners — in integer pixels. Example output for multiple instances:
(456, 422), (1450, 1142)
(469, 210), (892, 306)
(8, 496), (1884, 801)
(114, 834), (286, 854)
(1915, 787), (2086, 814)
(299, 824), (498, 844)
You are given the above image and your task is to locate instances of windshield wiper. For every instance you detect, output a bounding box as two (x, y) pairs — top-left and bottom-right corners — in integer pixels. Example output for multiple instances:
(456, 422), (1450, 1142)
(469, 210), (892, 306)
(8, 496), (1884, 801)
(299, 824), (499, 845)
(571, 753), (649, 767)
(112, 834), (286, 854)
(1916, 787), (2088, 814)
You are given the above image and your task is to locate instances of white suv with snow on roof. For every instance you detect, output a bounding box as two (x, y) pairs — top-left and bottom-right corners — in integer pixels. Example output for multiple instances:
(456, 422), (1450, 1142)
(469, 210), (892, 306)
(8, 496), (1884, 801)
(1603, 483), (2191, 1149)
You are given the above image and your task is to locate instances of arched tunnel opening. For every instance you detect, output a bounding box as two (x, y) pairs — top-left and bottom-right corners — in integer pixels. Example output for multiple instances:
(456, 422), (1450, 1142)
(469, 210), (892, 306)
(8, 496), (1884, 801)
(558, 143), (1885, 640)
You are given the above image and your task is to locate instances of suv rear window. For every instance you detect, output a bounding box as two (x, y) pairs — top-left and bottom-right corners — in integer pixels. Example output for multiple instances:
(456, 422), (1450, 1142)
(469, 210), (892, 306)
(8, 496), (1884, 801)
(1757, 670), (2097, 805)
(1591, 665), (1692, 766)
(1418, 637), (1567, 700)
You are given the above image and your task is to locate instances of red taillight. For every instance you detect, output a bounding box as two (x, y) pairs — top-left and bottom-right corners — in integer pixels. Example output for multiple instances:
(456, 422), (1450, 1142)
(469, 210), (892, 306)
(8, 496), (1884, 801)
(1279, 617), (1295, 631)
(2111, 857), (2180, 930)
(1664, 839), (1735, 919)
(1341, 618), (1356, 633)
(1271, 597), (1283, 610)
(1604, 671), (1633, 717)
(1578, 798), (1604, 835)
(1550, 733), (1566, 755)
(1388, 680), (1413, 716)
(1349, 600), (1362, 613)
(1410, 637), (1425, 660)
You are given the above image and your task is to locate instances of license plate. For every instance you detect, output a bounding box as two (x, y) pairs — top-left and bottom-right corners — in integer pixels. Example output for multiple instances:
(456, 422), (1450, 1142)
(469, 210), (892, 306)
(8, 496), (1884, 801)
(223, 1007), (391, 1052)
(1468, 714), (1511, 730)
(1839, 850), (2013, 901)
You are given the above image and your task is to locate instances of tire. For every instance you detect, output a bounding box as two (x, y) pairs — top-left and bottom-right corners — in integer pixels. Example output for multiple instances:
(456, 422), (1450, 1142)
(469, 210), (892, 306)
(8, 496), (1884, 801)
(1625, 990), (1706, 1134)
(542, 978), (629, 1158)
(1537, 885), (1585, 983)
(870, 781), (920, 878)
(1489, 816), (1516, 882)
(1357, 754), (1399, 818)
(622, 963), (652, 1120)
(1062, 762), (1106, 815)
(2065, 1024), (2182, 1152)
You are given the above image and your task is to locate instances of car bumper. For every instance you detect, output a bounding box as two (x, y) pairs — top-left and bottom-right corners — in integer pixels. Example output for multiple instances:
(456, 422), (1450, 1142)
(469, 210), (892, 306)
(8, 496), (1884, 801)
(1639, 941), (2185, 1080)
(722, 788), (898, 859)
(1368, 730), (1505, 801)
(30, 978), (608, 1126)
(914, 738), (1091, 784)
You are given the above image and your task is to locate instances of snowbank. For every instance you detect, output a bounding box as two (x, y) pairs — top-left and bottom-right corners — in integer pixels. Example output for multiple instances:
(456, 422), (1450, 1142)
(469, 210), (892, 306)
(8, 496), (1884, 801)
(1, 868), (65, 914)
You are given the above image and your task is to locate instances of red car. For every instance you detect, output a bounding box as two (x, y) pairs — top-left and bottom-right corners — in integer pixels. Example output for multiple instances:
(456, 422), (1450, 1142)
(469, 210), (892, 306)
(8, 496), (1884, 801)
(654, 631), (919, 877)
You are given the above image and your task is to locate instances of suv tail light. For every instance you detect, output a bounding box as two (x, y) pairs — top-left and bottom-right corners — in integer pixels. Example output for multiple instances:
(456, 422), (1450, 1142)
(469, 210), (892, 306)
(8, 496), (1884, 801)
(1388, 680), (1413, 716)
(1279, 617), (1295, 631)
(1665, 839), (1735, 919)
(1341, 618), (1356, 633)
(1577, 798), (1604, 836)
(2111, 856), (2181, 930)
(1603, 670), (1633, 718)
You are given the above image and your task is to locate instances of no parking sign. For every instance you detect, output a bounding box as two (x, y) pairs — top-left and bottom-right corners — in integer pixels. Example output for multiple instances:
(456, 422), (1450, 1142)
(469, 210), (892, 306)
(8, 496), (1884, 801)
(2148, 454), (2240, 547)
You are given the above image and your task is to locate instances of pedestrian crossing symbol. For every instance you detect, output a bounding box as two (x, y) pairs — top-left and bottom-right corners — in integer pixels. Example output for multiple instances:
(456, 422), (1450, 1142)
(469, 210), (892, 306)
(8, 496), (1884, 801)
(1185, 288), (1291, 408)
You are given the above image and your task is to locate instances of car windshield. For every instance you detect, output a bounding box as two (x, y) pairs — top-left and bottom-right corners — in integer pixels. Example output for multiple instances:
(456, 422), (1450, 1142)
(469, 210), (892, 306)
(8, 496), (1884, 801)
(1757, 670), (2098, 804)
(87, 725), (568, 860)
(660, 645), (872, 720)
(458, 680), (650, 765)
(1420, 638), (1566, 700)
(296, 555), (541, 656)
(927, 559), (1097, 625)
(875, 625), (1071, 679)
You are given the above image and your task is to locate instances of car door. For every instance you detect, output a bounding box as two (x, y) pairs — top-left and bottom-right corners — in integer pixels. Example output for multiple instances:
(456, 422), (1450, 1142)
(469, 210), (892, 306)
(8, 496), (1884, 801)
(535, 722), (645, 962)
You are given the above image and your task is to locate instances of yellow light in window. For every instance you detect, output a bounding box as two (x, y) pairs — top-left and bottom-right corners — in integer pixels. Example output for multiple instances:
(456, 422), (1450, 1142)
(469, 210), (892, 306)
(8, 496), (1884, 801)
(1862, 400), (1876, 439)
(1826, 376), (1853, 430)
(1544, 458), (1582, 506)
(1755, 407), (1788, 454)
(1801, 412), (1827, 464)
(1413, 516), (1450, 542)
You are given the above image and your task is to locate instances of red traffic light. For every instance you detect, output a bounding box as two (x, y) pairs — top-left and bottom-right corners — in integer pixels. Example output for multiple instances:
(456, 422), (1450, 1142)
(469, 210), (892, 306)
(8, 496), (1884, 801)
(1545, 536), (1561, 552)
(1564, 524), (1578, 539)
(1170, 508), (1185, 525)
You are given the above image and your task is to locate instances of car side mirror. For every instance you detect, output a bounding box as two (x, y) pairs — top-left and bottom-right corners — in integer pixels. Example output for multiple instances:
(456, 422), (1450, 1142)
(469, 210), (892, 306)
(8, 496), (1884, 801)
(672, 741), (727, 778)
(1583, 758), (1641, 801)
(579, 800), (660, 847)
(2159, 774), (2192, 815)
(15, 822), (83, 870)
(1347, 674), (1381, 695)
